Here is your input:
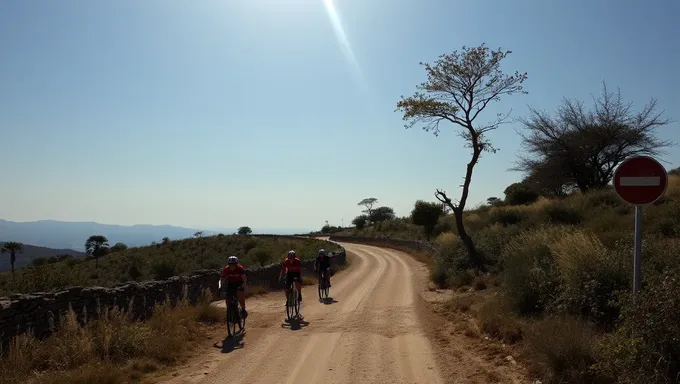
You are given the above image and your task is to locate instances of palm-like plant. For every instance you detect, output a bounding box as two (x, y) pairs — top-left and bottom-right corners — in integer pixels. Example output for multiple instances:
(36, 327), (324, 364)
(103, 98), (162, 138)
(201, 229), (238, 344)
(85, 235), (109, 269)
(1, 241), (23, 278)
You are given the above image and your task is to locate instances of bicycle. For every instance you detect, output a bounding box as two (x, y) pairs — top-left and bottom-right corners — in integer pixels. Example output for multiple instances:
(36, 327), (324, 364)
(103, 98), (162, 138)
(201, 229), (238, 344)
(318, 268), (330, 301)
(283, 274), (301, 321)
(218, 280), (245, 338)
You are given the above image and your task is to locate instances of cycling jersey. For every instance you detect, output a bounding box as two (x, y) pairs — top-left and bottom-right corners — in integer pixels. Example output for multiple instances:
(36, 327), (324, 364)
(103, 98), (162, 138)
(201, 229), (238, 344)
(315, 255), (331, 271)
(222, 264), (246, 283)
(281, 257), (302, 273)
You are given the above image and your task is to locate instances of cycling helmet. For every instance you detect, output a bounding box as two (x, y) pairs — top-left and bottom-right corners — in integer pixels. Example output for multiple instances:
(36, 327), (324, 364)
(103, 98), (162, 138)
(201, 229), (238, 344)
(318, 249), (326, 256)
(228, 256), (239, 265)
(287, 250), (296, 258)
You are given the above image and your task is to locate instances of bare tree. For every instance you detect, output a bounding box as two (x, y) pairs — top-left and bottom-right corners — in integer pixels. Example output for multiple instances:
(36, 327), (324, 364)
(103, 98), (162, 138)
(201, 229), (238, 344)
(396, 44), (528, 268)
(515, 82), (673, 193)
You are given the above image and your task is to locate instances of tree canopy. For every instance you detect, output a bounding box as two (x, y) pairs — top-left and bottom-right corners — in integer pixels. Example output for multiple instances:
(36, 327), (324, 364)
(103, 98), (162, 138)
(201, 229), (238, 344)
(396, 44), (528, 268)
(515, 82), (673, 193)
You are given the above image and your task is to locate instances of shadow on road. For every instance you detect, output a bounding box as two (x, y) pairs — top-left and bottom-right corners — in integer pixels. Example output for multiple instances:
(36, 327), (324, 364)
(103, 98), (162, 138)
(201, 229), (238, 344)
(213, 332), (245, 354)
(321, 297), (338, 305)
(281, 318), (310, 331)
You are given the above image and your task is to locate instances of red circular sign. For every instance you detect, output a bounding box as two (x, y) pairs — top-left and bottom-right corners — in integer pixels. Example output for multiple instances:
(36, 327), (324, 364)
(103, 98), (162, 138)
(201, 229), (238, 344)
(614, 156), (668, 205)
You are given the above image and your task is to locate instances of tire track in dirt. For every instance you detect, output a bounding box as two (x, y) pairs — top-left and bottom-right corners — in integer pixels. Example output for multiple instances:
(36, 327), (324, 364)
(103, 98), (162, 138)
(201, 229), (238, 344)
(156, 243), (444, 384)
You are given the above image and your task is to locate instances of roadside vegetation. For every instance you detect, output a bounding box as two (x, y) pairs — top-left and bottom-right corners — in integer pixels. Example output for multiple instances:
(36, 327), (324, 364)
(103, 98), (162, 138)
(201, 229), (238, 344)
(332, 43), (677, 384)
(0, 290), (225, 384)
(0, 234), (340, 296)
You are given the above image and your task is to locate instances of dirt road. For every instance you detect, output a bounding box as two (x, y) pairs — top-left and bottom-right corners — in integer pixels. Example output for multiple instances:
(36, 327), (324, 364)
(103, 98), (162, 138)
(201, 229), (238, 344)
(159, 242), (444, 384)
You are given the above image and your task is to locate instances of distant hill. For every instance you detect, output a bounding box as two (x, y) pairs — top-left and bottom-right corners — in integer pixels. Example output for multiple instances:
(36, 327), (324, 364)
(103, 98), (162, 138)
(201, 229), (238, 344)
(0, 220), (217, 251)
(0, 219), (313, 252)
(0, 242), (86, 272)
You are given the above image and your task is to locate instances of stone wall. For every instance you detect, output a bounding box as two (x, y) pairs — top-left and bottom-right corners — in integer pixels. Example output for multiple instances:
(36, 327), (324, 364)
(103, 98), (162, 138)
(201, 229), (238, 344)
(0, 247), (345, 347)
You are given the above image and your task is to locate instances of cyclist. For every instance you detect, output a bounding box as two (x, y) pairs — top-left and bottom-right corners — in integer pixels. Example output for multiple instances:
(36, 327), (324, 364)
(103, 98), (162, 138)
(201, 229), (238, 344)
(278, 250), (303, 316)
(314, 248), (332, 288)
(220, 255), (248, 318)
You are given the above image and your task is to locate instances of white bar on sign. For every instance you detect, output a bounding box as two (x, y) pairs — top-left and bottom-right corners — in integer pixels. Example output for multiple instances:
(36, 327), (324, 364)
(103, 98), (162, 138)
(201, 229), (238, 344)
(620, 176), (661, 187)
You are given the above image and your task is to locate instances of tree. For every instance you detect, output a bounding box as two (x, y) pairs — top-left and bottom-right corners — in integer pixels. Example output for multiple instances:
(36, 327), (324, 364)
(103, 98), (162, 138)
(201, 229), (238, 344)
(369, 206), (395, 223)
(503, 182), (539, 205)
(237, 226), (253, 236)
(486, 197), (502, 206)
(193, 231), (203, 238)
(110, 242), (128, 252)
(396, 44), (528, 268)
(357, 198), (378, 217)
(321, 224), (331, 234)
(410, 200), (445, 239)
(515, 82), (673, 193)
(1, 241), (23, 278)
(352, 215), (368, 230)
(162, 237), (170, 245)
(85, 235), (109, 269)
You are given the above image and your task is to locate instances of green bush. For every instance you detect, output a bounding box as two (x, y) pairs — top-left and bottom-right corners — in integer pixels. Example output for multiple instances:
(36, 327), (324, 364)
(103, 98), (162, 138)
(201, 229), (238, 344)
(504, 182), (540, 205)
(596, 268), (680, 384)
(501, 227), (564, 315)
(543, 203), (583, 225)
(488, 208), (528, 226)
(548, 231), (630, 327)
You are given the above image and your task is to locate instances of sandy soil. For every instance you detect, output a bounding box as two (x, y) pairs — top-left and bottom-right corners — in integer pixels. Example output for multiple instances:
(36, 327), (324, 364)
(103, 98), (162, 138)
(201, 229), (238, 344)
(154, 242), (529, 384)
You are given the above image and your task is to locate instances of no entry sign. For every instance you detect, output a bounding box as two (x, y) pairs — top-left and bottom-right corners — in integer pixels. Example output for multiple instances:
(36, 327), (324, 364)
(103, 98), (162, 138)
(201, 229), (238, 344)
(614, 156), (668, 206)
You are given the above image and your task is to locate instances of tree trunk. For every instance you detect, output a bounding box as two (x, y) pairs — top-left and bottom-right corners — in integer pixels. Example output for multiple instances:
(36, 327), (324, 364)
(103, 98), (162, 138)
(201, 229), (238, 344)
(452, 208), (484, 270)
(10, 252), (15, 279)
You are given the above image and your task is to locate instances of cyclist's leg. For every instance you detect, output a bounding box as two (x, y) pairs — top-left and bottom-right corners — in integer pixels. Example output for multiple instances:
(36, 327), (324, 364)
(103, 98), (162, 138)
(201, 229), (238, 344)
(326, 268), (331, 286)
(294, 273), (302, 301)
(237, 285), (247, 316)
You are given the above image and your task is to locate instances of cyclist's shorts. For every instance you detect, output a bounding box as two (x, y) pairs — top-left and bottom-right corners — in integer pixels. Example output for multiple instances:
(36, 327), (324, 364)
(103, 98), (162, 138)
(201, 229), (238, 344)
(286, 271), (302, 286)
(226, 282), (245, 292)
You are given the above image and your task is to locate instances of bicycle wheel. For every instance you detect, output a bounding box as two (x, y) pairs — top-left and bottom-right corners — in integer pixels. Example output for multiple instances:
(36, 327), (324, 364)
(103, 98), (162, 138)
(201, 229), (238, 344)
(286, 288), (295, 320)
(293, 287), (300, 318)
(226, 303), (237, 337)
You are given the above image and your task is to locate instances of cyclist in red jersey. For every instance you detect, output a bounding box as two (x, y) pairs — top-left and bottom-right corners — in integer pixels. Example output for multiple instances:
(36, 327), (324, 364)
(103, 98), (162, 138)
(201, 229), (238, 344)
(221, 255), (248, 318)
(278, 250), (303, 313)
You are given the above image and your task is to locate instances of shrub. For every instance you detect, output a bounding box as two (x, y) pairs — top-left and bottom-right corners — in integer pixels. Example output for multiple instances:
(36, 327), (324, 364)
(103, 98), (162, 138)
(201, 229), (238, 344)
(596, 268), (680, 384)
(430, 233), (468, 288)
(543, 203), (582, 225)
(524, 316), (599, 384)
(549, 231), (630, 327)
(475, 295), (523, 343)
(488, 208), (528, 226)
(151, 258), (180, 280)
(501, 227), (564, 315)
(504, 182), (539, 205)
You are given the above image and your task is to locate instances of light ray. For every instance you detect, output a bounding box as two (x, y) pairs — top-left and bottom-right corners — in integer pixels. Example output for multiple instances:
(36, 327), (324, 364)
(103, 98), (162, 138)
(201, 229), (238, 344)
(321, 0), (363, 79)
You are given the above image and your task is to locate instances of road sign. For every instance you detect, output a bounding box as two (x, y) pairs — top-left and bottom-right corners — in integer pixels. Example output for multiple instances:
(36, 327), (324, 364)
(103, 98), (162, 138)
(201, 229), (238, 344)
(613, 155), (668, 294)
(614, 156), (668, 206)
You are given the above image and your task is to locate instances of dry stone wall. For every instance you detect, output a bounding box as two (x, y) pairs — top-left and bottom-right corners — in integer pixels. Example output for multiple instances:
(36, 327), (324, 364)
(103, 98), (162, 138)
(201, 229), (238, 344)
(0, 247), (345, 347)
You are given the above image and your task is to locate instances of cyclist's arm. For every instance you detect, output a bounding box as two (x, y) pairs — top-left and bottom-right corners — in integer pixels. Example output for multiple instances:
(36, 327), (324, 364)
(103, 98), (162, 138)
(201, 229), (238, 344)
(240, 268), (247, 286)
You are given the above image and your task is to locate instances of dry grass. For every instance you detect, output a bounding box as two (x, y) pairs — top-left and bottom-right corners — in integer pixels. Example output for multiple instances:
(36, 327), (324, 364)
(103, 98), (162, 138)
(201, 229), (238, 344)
(475, 295), (523, 344)
(523, 316), (599, 384)
(0, 289), (224, 384)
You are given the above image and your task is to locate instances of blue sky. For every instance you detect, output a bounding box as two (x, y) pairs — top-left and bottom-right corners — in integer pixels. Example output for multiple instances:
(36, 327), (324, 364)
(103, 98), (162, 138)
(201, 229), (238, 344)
(1, 0), (678, 231)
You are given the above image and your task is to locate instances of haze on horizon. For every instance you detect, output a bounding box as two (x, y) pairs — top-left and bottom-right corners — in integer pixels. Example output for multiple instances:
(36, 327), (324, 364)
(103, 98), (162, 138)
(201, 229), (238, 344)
(1, 0), (678, 230)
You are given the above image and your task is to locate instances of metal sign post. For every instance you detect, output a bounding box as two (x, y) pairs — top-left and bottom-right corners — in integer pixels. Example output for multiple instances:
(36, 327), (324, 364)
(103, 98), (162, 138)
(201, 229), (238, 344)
(613, 156), (668, 294)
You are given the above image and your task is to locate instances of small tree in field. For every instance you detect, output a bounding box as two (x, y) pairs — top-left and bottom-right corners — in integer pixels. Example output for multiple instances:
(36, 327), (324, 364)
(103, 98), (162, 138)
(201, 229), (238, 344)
(1, 241), (23, 278)
(85, 235), (109, 269)
(238, 226), (253, 236)
(396, 44), (528, 268)
(411, 200), (445, 239)
(357, 198), (378, 217)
